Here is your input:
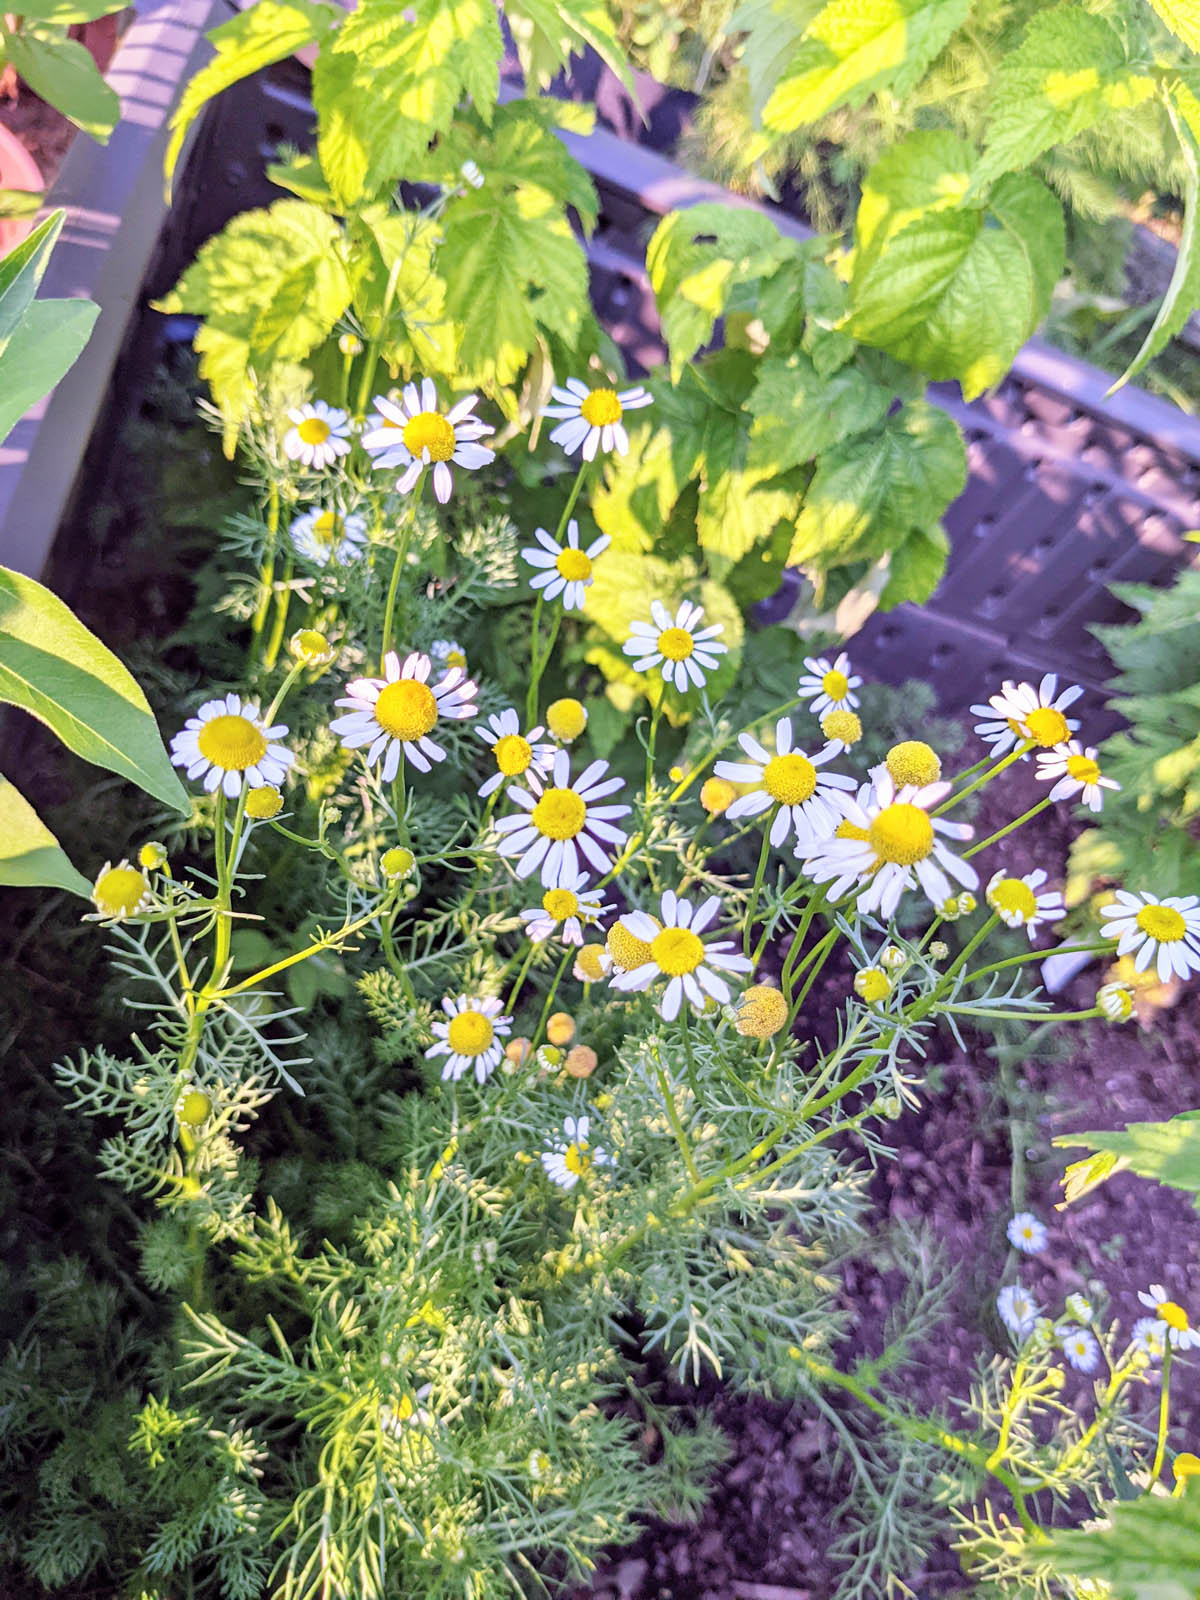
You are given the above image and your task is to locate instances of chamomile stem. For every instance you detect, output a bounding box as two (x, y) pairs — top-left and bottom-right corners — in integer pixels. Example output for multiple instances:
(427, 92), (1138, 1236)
(743, 824), (774, 957)
(250, 482), (281, 654)
(531, 948), (573, 1048)
(934, 745), (1029, 815)
(656, 1060), (700, 1182)
(1151, 1347), (1174, 1482)
(380, 486), (422, 671)
(504, 942), (538, 1014)
(263, 557), (294, 671)
(965, 797), (1053, 858)
(961, 942), (1105, 987)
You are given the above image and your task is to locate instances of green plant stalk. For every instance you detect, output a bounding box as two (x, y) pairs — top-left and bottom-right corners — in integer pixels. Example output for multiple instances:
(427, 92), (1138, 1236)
(212, 901), (391, 999)
(934, 745), (1030, 815)
(530, 947), (574, 1048)
(656, 1060), (700, 1182)
(525, 460), (590, 724)
(742, 821), (774, 957)
(380, 474), (425, 670)
(1151, 1346), (1174, 1482)
(250, 482), (281, 654)
(965, 797), (1053, 859)
(961, 942), (1106, 987)
(504, 941), (538, 1014)
(262, 556), (294, 671)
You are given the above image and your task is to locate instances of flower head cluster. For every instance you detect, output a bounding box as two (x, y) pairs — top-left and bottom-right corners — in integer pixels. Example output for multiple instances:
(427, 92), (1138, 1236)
(540, 1114), (611, 1189)
(171, 694), (294, 798)
(624, 601), (727, 692)
(542, 378), (652, 460)
(521, 519), (609, 611)
(361, 382), (494, 502)
(283, 401), (351, 470)
(426, 996), (512, 1084)
(332, 651), (478, 778)
(609, 890), (751, 1021)
(495, 749), (630, 888)
(1100, 892), (1200, 983)
(972, 674), (1083, 757)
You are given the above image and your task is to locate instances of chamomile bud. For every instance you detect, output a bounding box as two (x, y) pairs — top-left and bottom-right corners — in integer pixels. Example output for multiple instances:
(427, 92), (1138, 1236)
(957, 891), (977, 915)
(381, 846), (415, 881)
(527, 1449), (551, 1480)
(573, 944), (608, 982)
(880, 945), (907, 971)
(546, 1012), (576, 1047)
(91, 861), (151, 920)
(246, 785), (284, 820)
(504, 1037), (532, 1069)
(939, 895), (963, 922)
(564, 1045), (598, 1079)
(820, 709), (862, 749)
(546, 698), (587, 742)
(292, 628), (332, 664)
(536, 1045), (564, 1072)
(1173, 1452), (1200, 1482)
(1097, 982), (1134, 1023)
(929, 940), (950, 960)
(337, 332), (362, 356)
(138, 841), (167, 870)
(854, 967), (891, 1003)
(733, 985), (788, 1039)
(177, 1087), (212, 1127)
(700, 776), (737, 815)
(885, 740), (941, 789)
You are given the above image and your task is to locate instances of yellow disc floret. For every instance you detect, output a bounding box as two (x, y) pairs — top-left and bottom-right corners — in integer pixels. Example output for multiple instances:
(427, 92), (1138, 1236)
(822, 668), (849, 700)
(565, 1044), (598, 1078)
(580, 388), (622, 427)
(657, 627), (694, 662)
(556, 548), (592, 582)
(1137, 904), (1187, 943)
(493, 733), (533, 776)
(446, 1010), (494, 1056)
(575, 944), (607, 981)
(869, 803), (935, 866)
(311, 510), (342, 545)
(546, 698), (587, 742)
(821, 709), (862, 746)
(1160, 1301), (1190, 1333)
(564, 1141), (593, 1177)
(382, 846), (415, 880)
(92, 863), (148, 919)
(402, 411), (456, 461)
(1023, 706), (1070, 747)
(854, 967), (892, 1004)
(197, 714), (268, 772)
(246, 785), (283, 820)
(546, 1012), (576, 1046)
(375, 680), (438, 741)
(762, 753), (817, 806)
(835, 819), (870, 842)
(542, 888), (579, 921)
(987, 877), (1039, 924)
(292, 628), (331, 661)
(1066, 753), (1101, 785)
(607, 918), (660, 971)
(885, 740), (941, 789)
(297, 416), (330, 445)
(700, 776), (737, 815)
(734, 985), (788, 1039)
(178, 1089), (212, 1127)
(531, 788), (586, 840)
(138, 841), (167, 870)
(505, 1037), (532, 1067)
(651, 926), (705, 976)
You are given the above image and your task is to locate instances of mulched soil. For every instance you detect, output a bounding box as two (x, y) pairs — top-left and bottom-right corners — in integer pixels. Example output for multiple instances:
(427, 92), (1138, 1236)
(580, 742), (1200, 1600)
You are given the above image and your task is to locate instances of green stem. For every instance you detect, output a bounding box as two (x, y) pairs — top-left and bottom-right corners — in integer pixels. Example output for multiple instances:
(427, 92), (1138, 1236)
(504, 942), (538, 1014)
(250, 482), (280, 657)
(1151, 1347), (1173, 1483)
(656, 1060), (700, 1182)
(262, 557), (294, 671)
(965, 797), (1053, 860)
(934, 745), (1030, 815)
(743, 821), (774, 958)
(380, 496), (421, 670)
(531, 947), (574, 1048)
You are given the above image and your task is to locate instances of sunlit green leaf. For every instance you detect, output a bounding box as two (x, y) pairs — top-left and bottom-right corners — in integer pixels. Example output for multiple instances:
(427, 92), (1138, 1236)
(0, 773), (91, 897)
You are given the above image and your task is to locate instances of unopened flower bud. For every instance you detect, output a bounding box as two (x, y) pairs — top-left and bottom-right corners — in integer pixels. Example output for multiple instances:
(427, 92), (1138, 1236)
(246, 785), (283, 820)
(177, 1088), (212, 1127)
(854, 967), (891, 1004)
(546, 1012), (575, 1047)
(1097, 982), (1134, 1023)
(929, 940), (950, 960)
(700, 776), (737, 815)
(564, 1045), (598, 1079)
(546, 698), (586, 742)
(337, 332), (363, 356)
(292, 628), (332, 663)
(381, 846), (415, 881)
(957, 891), (977, 915)
(138, 841), (167, 870)
(504, 1037), (532, 1068)
(880, 945), (907, 971)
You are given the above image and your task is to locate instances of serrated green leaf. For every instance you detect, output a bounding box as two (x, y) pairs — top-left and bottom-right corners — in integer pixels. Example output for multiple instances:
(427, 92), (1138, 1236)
(972, 6), (1155, 192)
(730, 0), (825, 121)
(789, 399), (965, 568)
(747, 352), (893, 472)
(1054, 1113), (1200, 1198)
(3, 29), (119, 140)
(165, 0), (335, 182)
(985, 171), (1066, 324)
(878, 523), (948, 607)
(504, 0), (635, 95)
(1044, 1479), (1200, 1600)
(0, 296), (99, 446)
(16, 0), (125, 17)
(761, 0), (970, 133)
(853, 129), (976, 271)
(0, 566), (188, 813)
(351, 210), (455, 376)
(0, 773), (92, 897)
(1148, 0), (1200, 55)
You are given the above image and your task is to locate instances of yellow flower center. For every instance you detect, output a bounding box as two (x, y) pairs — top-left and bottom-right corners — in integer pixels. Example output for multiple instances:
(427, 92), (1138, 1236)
(402, 410), (456, 461)
(1023, 706), (1070, 747)
(493, 733), (533, 776)
(556, 548), (593, 582)
(821, 709), (862, 745)
(657, 626), (694, 662)
(375, 680), (438, 741)
(382, 846), (415, 879)
(1066, 753), (1102, 784)
(763, 753), (817, 806)
(885, 740), (941, 789)
(607, 918), (660, 970)
(855, 968), (891, 1003)
(444, 648), (467, 669)
(546, 698), (587, 741)
(531, 787), (586, 840)
(700, 776), (737, 815)
(297, 416), (331, 445)
(580, 387), (622, 426)
(575, 944), (607, 981)
(1136, 904), (1187, 943)
(835, 819), (870, 841)
(564, 1141), (592, 1176)
(546, 1011), (575, 1046)
(197, 714), (268, 771)
(822, 668), (849, 700)
(735, 985), (788, 1039)
(1160, 1301), (1190, 1332)
(651, 926), (705, 976)
(312, 510), (341, 544)
(542, 888), (579, 920)
(868, 803), (935, 866)
(988, 878), (1039, 922)
(178, 1089), (212, 1127)
(446, 1010), (495, 1056)
(246, 785), (283, 820)
(93, 865), (147, 917)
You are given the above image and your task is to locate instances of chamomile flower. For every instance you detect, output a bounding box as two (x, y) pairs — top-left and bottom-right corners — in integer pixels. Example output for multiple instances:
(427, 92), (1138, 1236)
(1065, 1293), (1094, 1324)
(283, 401), (351, 470)
(1059, 1326), (1100, 1373)
(289, 506), (368, 566)
(623, 600), (728, 692)
(1036, 741), (1120, 813)
(90, 860), (152, 920)
(1099, 892), (1200, 983)
(1007, 1212), (1048, 1255)
(802, 771), (977, 920)
(997, 1284), (1041, 1341)
(430, 639), (469, 674)
(971, 675), (1083, 757)
(986, 869), (1066, 941)
(520, 519), (610, 610)
(425, 995), (512, 1084)
(820, 708), (863, 754)
(796, 653), (861, 715)
(495, 749), (630, 887)
(1131, 1316), (1167, 1361)
(519, 870), (611, 945)
(714, 718), (856, 851)
(541, 377), (653, 460)
(1138, 1284), (1200, 1349)
(732, 985), (789, 1039)
(475, 709), (553, 799)
(170, 693), (294, 798)
(360, 381), (494, 502)
(331, 650), (478, 779)
(609, 889), (752, 1021)
(540, 1114), (611, 1189)
(574, 944), (608, 982)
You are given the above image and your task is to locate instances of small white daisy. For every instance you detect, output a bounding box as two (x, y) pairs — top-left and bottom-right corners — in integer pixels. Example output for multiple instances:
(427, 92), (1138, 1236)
(540, 1114), (611, 1189)
(1036, 741), (1120, 813)
(1100, 892), (1200, 983)
(1064, 1293), (1094, 1324)
(289, 506), (368, 567)
(360, 380), (494, 503)
(520, 518), (610, 611)
(520, 870), (612, 945)
(623, 600), (728, 692)
(541, 377), (653, 460)
(475, 709), (553, 799)
(283, 401), (351, 470)
(425, 995), (512, 1084)
(986, 870), (1066, 942)
(89, 860), (152, 920)
(430, 639), (469, 675)
(1138, 1284), (1200, 1349)
(796, 653), (862, 715)
(997, 1284), (1041, 1341)
(495, 749), (631, 888)
(970, 674), (1083, 758)
(1059, 1325), (1100, 1373)
(609, 888), (752, 1021)
(802, 771), (977, 920)
(1131, 1316), (1168, 1361)
(1007, 1212), (1048, 1255)
(714, 718), (856, 852)
(170, 693), (294, 799)
(331, 650), (478, 780)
